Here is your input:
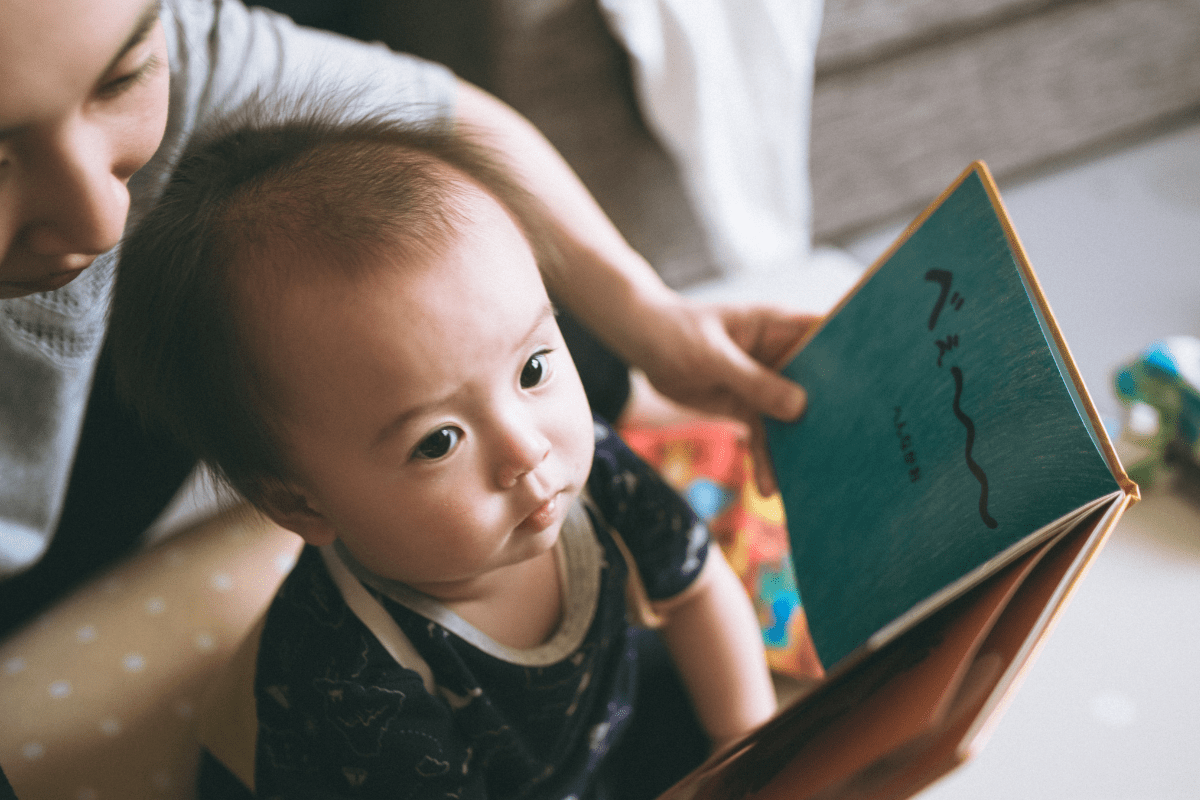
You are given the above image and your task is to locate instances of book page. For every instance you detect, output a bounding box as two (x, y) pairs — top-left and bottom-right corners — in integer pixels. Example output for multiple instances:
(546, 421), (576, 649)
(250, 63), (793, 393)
(854, 498), (1123, 800)
(657, 495), (1127, 800)
(661, 536), (1051, 800)
(766, 165), (1122, 668)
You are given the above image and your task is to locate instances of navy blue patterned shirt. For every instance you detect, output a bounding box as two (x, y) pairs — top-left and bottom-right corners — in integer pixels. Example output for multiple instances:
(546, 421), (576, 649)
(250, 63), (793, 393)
(245, 419), (708, 800)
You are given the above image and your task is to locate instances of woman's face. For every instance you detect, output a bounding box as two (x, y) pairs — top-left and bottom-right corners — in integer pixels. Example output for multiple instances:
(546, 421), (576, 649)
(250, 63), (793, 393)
(0, 0), (170, 298)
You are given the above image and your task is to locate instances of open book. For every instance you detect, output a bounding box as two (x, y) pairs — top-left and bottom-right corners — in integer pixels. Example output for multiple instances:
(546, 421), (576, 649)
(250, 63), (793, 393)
(660, 162), (1137, 800)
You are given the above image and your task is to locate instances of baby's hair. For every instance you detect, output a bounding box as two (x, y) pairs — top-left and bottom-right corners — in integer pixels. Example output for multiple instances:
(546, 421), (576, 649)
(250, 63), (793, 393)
(109, 104), (563, 507)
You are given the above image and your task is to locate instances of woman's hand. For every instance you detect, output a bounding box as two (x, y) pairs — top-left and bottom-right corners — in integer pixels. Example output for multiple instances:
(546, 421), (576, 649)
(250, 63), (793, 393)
(623, 295), (821, 495)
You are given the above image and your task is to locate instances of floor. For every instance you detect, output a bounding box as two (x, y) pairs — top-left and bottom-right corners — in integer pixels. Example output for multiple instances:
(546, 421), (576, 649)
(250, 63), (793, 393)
(834, 120), (1200, 800)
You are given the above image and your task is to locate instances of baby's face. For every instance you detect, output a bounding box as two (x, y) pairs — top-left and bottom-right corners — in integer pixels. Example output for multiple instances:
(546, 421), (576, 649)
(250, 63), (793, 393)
(254, 183), (596, 599)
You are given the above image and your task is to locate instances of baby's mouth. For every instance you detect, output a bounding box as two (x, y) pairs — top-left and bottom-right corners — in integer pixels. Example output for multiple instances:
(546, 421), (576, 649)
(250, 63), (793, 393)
(521, 491), (564, 533)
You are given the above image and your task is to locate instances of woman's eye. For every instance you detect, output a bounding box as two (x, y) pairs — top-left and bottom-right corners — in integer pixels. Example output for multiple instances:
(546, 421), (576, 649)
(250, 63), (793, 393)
(97, 55), (160, 100)
(412, 426), (461, 461)
(520, 352), (550, 389)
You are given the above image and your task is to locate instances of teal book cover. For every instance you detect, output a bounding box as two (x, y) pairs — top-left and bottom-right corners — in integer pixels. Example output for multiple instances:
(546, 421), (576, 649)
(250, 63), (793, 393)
(765, 163), (1125, 669)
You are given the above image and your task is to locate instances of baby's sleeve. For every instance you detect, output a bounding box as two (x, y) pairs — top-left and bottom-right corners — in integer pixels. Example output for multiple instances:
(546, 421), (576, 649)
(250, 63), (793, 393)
(586, 418), (710, 603)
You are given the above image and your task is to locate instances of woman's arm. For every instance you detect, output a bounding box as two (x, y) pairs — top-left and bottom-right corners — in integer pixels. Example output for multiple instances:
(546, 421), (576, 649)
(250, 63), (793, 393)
(655, 548), (778, 749)
(454, 82), (816, 492)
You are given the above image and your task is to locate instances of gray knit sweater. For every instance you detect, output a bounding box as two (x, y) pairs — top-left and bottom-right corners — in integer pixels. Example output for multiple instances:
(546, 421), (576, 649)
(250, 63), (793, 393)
(0, 0), (455, 579)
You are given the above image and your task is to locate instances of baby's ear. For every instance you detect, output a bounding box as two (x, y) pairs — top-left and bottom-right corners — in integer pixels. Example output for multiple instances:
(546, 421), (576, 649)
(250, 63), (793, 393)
(254, 479), (338, 546)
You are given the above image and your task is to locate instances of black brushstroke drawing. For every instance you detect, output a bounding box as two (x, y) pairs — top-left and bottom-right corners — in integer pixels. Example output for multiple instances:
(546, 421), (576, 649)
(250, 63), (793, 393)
(934, 335), (959, 367)
(924, 269), (952, 330)
(950, 367), (998, 528)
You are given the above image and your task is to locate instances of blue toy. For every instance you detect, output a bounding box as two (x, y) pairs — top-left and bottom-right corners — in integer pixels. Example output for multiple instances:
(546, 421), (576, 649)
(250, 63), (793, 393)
(1114, 336), (1200, 487)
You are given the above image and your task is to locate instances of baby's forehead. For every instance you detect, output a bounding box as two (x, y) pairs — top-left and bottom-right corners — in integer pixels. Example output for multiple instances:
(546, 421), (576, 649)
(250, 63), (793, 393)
(233, 183), (538, 318)
(222, 139), (550, 347)
(238, 199), (553, 406)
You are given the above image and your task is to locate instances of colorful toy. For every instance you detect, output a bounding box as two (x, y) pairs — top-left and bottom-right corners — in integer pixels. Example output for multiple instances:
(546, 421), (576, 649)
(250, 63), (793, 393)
(621, 421), (824, 680)
(1113, 336), (1200, 487)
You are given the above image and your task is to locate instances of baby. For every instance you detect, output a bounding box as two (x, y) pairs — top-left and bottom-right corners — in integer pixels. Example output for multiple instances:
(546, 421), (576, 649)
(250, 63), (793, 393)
(108, 111), (775, 799)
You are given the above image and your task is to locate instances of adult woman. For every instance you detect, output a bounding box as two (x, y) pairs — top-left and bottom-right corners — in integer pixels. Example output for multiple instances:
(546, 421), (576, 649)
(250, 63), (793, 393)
(0, 0), (810, 635)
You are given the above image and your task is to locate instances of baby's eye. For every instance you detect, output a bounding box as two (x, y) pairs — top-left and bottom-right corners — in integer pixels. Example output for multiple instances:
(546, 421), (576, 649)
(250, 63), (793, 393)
(412, 426), (462, 460)
(520, 352), (551, 389)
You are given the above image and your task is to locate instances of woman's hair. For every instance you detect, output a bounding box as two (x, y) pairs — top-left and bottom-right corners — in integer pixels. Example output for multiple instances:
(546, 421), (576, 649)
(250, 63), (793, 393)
(108, 105), (564, 507)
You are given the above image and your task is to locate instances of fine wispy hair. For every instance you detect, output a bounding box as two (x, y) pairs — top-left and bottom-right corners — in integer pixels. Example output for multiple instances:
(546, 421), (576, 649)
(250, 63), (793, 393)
(108, 100), (565, 507)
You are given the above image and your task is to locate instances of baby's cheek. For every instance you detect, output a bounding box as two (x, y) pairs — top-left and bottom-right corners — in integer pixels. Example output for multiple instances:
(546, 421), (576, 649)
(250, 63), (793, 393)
(572, 421), (598, 480)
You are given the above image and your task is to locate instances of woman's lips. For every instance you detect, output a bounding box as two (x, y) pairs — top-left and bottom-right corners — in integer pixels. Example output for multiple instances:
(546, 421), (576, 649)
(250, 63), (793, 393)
(0, 266), (89, 296)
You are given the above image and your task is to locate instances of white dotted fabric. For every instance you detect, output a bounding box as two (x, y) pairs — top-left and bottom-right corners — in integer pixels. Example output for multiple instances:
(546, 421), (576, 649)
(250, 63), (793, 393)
(0, 508), (300, 799)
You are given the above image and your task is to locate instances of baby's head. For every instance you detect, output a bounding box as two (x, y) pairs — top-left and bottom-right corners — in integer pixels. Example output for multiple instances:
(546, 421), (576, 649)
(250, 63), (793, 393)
(111, 113), (596, 590)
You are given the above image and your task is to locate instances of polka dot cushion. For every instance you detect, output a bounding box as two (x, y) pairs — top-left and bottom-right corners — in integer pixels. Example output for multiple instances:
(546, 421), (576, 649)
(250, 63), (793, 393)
(0, 507), (301, 800)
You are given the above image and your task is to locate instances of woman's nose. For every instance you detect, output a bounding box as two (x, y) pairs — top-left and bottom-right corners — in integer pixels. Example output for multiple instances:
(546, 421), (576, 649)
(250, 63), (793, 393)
(23, 126), (131, 257)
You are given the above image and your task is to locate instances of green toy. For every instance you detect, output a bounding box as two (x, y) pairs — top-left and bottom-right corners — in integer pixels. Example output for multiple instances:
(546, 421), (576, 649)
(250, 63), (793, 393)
(1114, 336), (1200, 487)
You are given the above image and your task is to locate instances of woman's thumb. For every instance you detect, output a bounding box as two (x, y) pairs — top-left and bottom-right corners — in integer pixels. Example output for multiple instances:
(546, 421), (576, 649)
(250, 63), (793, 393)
(725, 347), (807, 422)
